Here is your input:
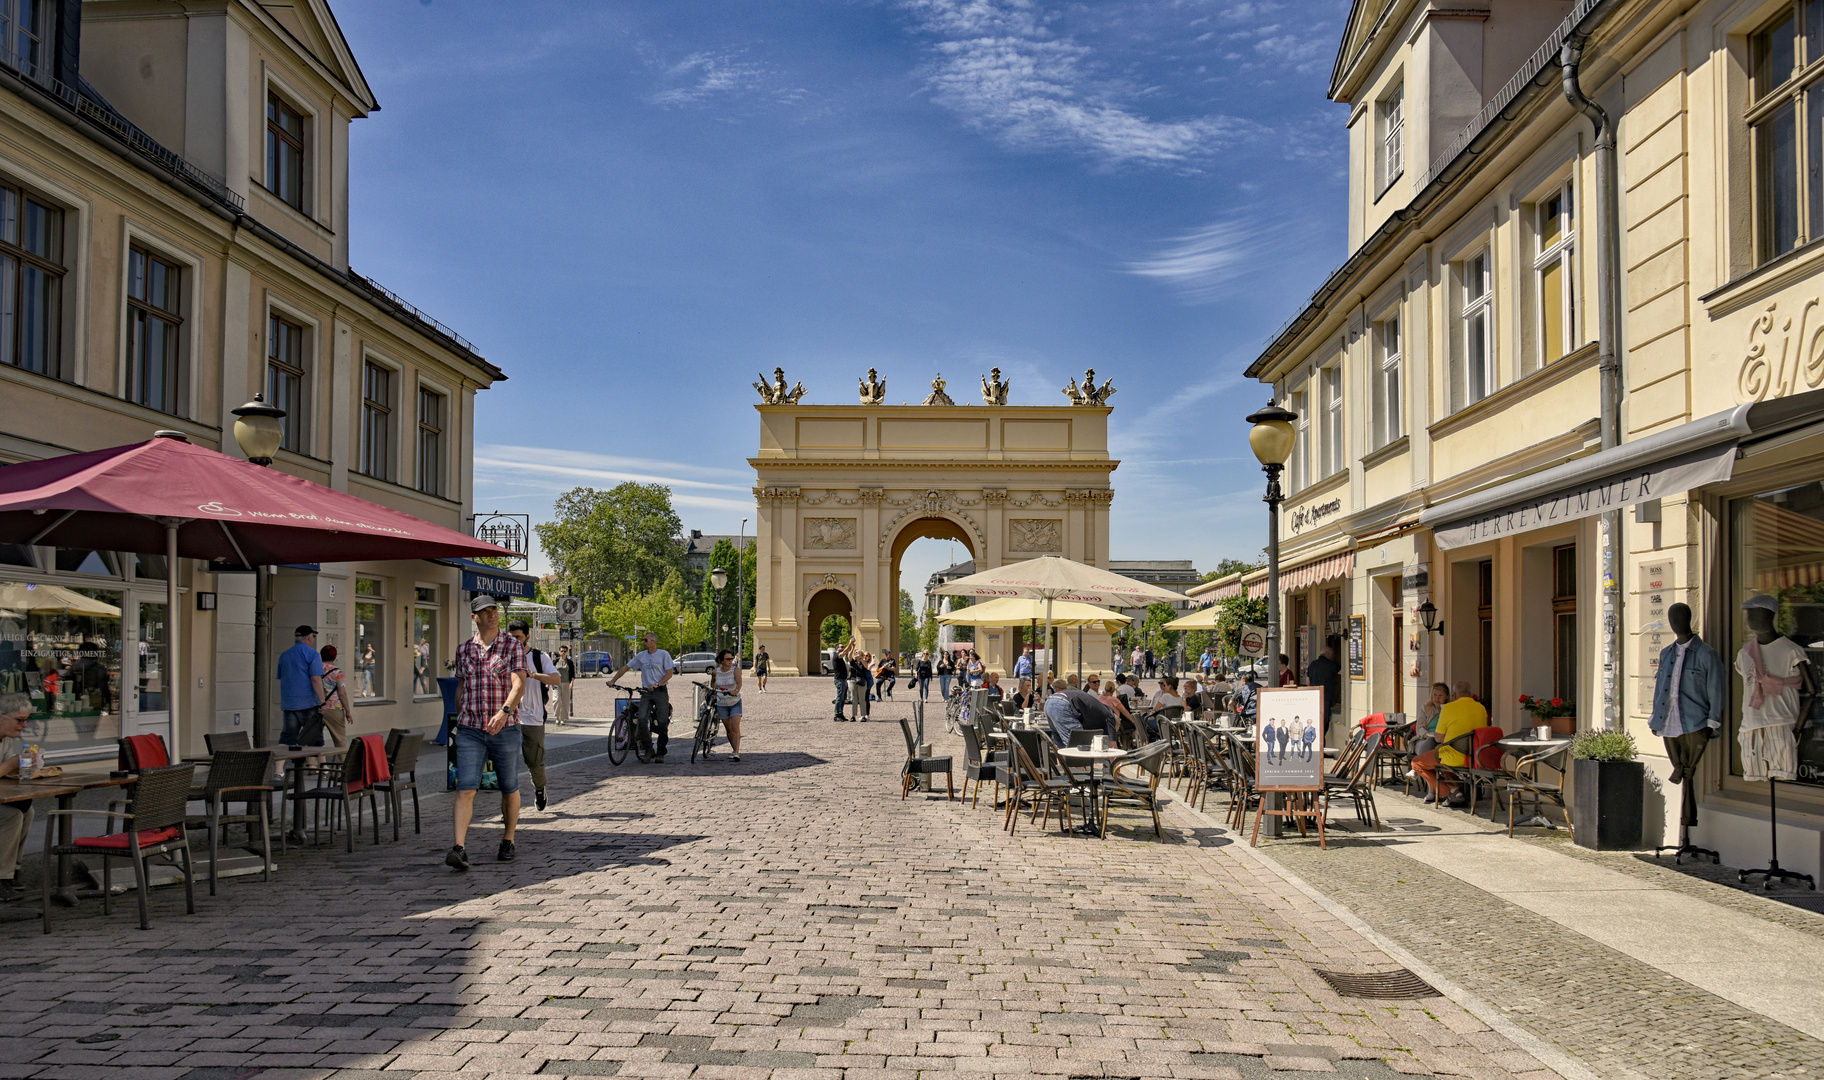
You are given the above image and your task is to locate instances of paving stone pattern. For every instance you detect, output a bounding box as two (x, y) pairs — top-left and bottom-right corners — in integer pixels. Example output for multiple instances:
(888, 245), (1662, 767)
(0, 678), (1560, 1079)
(1259, 817), (1824, 1080)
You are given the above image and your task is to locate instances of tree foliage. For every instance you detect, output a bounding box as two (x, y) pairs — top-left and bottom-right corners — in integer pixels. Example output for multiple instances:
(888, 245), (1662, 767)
(898, 590), (920, 656)
(919, 612), (939, 655)
(1140, 602), (1182, 652)
(535, 485), (685, 616)
(820, 614), (852, 648)
(1201, 557), (1261, 583)
(592, 570), (707, 656)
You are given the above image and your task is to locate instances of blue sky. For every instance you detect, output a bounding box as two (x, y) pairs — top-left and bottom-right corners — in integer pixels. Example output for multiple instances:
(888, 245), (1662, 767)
(336, 0), (1353, 592)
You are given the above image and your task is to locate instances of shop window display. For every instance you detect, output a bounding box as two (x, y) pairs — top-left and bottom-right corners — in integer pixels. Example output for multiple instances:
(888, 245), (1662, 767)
(1728, 482), (1824, 785)
(0, 581), (122, 758)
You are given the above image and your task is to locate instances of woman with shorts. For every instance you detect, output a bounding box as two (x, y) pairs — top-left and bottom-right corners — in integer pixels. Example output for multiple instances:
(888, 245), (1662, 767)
(712, 648), (744, 762)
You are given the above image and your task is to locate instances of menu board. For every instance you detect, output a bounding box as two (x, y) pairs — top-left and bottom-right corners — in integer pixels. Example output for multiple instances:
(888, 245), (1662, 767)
(1255, 686), (1327, 791)
(1347, 615), (1366, 680)
(1636, 560), (1674, 715)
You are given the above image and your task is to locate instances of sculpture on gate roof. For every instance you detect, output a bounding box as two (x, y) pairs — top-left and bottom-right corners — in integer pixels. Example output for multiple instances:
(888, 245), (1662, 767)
(754, 367), (807, 404)
(1063, 367), (1116, 406)
(859, 367), (886, 405)
(981, 367), (1010, 405)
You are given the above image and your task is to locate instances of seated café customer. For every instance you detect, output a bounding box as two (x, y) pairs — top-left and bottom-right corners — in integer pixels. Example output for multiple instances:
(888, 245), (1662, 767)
(1405, 681), (1451, 778)
(1043, 680), (1117, 747)
(1151, 676), (1184, 712)
(1010, 677), (1034, 712)
(1412, 686), (1489, 806)
(0, 693), (32, 901)
(1115, 675), (1139, 708)
(983, 670), (1004, 700)
(1182, 678), (1204, 714)
(1097, 681), (1137, 745)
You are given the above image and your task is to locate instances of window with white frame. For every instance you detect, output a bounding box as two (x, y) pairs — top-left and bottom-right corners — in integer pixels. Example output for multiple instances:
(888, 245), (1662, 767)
(360, 360), (394, 482)
(1747, 3), (1824, 264)
(1453, 250), (1494, 409)
(1534, 184), (1575, 366)
(267, 312), (307, 453)
(1372, 310), (1403, 448)
(1290, 386), (1310, 492)
(416, 385), (445, 497)
(0, 0), (50, 78)
(1321, 363), (1343, 477)
(127, 246), (184, 415)
(1378, 82), (1405, 193)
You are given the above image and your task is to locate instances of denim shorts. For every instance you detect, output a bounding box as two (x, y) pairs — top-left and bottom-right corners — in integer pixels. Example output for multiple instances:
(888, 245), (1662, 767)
(454, 723), (522, 794)
(715, 703), (742, 720)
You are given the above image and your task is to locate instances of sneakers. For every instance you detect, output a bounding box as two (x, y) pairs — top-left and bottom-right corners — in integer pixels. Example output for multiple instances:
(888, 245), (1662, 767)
(0, 878), (23, 903)
(535, 788), (547, 811)
(497, 839), (516, 862)
(731, 753), (741, 763)
(445, 845), (470, 871)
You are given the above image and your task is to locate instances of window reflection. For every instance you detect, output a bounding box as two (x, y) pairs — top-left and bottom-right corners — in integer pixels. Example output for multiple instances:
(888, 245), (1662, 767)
(0, 581), (121, 758)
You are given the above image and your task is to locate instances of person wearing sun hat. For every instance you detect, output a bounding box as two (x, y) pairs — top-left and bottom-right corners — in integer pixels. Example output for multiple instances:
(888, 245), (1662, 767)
(1735, 593), (1810, 783)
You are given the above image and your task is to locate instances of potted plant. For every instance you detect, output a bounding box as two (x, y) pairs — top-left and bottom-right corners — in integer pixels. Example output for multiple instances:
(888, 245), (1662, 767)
(1570, 730), (1644, 850)
(1518, 693), (1577, 736)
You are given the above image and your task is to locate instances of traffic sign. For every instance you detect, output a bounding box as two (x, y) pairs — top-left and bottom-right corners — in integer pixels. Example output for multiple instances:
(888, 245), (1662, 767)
(556, 595), (584, 625)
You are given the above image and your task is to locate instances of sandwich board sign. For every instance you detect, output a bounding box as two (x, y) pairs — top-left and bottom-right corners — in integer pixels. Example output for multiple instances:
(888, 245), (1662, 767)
(1251, 685), (1327, 848)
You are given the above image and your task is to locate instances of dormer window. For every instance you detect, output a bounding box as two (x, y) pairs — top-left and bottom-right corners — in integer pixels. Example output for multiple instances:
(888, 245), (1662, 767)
(0, 0), (49, 79)
(1378, 82), (1404, 194)
(266, 91), (307, 211)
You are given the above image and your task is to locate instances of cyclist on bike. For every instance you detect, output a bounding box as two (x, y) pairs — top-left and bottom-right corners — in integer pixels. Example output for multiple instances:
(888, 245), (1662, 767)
(608, 632), (675, 760)
(710, 648), (743, 762)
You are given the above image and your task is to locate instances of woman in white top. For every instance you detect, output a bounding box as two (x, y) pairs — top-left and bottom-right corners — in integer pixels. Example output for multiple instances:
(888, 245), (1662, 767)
(712, 648), (744, 762)
(1151, 676), (1185, 712)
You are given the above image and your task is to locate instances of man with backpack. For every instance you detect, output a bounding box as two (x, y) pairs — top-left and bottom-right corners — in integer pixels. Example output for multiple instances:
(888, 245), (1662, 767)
(507, 619), (561, 811)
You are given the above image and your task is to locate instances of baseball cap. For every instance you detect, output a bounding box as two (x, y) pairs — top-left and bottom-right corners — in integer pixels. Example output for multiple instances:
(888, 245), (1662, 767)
(469, 594), (501, 613)
(1742, 594), (1781, 614)
(294, 625), (316, 638)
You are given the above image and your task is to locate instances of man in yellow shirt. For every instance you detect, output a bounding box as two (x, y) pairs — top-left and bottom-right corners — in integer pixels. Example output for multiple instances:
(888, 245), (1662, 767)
(1412, 688), (1489, 806)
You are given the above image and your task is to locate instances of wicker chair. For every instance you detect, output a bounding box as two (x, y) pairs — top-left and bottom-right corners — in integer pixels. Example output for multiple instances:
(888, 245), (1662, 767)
(41, 763), (198, 932)
(1322, 730), (1384, 829)
(293, 734), (388, 851)
(959, 725), (1003, 809)
(897, 717), (954, 801)
(183, 750), (274, 896)
(203, 730), (253, 754)
(375, 730), (424, 838)
(1100, 740), (1172, 839)
(1004, 732), (1076, 836)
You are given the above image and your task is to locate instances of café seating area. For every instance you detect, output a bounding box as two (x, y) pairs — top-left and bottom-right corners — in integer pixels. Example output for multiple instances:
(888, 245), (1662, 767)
(2, 727), (429, 933)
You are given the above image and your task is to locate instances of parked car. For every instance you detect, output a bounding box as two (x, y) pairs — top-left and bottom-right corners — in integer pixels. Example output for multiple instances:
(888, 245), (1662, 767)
(676, 651), (718, 674)
(578, 651), (613, 676)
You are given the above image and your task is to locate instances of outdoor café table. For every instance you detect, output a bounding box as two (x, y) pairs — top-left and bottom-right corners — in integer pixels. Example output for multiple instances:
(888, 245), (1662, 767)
(1496, 736), (1573, 828)
(1, 767), (135, 905)
(1057, 746), (1126, 836)
(189, 745), (342, 845)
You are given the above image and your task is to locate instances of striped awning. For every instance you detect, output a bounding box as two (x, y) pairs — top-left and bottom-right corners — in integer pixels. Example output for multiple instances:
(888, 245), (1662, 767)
(1247, 550), (1354, 599)
(1748, 499), (1824, 592)
(1199, 579), (1247, 602)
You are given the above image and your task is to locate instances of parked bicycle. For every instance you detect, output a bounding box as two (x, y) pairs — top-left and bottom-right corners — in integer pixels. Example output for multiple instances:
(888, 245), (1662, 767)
(944, 682), (969, 736)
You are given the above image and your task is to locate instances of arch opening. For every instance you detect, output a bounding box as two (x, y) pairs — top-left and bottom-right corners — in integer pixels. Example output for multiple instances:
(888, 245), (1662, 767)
(888, 516), (975, 666)
(805, 588), (853, 676)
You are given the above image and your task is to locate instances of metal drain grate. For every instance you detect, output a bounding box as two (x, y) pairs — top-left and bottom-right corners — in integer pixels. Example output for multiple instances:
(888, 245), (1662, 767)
(1313, 967), (1441, 999)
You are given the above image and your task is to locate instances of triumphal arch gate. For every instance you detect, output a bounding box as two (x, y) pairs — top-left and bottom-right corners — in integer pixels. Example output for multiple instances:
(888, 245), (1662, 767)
(749, 369), (1118, 676)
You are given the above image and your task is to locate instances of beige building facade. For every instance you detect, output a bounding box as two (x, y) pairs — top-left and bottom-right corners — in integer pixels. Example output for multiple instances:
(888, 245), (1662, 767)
(0, 1), (506, 763)
(1199, 0), (1824, 877)
(750, 401), (1117, 677)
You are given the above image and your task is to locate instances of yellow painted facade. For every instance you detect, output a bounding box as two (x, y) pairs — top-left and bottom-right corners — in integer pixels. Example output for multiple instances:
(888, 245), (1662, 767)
(0, 1), (501, 761)
(1207, 0), (1824, 876)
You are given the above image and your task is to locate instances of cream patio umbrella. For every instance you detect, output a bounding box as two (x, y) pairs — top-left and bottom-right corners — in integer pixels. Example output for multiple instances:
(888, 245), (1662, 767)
(932, 555), (1185, 687)
(936, 595), (1133, 633)
(1163, 605), (1220, 631)
(0, 582), (123, 619)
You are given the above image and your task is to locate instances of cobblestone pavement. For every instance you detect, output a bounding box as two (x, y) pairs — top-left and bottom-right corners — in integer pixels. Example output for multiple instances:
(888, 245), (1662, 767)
(0, 678), (1562, 1079)
(1243, 797), (1824, 1080)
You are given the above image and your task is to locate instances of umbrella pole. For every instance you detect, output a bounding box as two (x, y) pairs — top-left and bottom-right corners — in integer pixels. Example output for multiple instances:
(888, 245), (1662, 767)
(1043, 595), (1054, 693)
(164, 519), (183, 757)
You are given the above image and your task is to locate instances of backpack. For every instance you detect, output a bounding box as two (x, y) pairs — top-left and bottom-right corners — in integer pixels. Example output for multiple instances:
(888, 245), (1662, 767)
(529, 648), (551, 709)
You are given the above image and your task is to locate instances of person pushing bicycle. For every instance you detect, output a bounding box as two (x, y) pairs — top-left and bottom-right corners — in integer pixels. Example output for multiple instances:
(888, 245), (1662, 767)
(609, 632), (676, 761)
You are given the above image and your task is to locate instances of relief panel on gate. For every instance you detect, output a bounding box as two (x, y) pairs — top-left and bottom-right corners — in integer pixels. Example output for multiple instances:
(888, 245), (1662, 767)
(803, 517), (858, 550)
(1008, 518), (1063, 553)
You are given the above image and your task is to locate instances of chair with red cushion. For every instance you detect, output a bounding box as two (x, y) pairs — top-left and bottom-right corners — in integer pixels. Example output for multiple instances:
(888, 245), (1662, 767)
(118, 734), (169, 770)
(294, 735), (388, 852)
(41, 763), (198, 933)
(1456, 727), (1509, 815)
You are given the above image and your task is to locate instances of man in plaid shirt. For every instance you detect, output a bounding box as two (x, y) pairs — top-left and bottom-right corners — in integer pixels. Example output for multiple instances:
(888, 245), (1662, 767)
(446, 594), (528, 871)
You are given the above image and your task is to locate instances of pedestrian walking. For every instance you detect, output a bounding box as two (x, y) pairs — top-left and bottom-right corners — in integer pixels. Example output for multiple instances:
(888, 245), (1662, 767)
(318, 644), (351, 747)
(712, 648), (743, 761)
(554, 645), (576, 725)
(277, 625), (326, 748)
(830, 646), (851, 721)
(447, 596), (528, 870)
(754, 645), (770, 693)
(507, 619), (560, 812)
(937, 651), (954, 700)
(915, 651), (934, 700)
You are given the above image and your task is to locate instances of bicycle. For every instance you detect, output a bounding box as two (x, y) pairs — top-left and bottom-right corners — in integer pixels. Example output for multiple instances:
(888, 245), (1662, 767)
(944, 682), (968, 736)
(690, 681), (724, 763)
(608, 684), (663, 764)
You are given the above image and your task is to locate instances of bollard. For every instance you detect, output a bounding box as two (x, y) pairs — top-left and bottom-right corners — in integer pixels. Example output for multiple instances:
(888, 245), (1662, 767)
(917, 743), (934, 790)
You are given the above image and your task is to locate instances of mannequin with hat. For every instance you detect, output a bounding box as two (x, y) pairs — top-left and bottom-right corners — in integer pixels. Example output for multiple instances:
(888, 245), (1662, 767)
(1735, 594), (1812, 783)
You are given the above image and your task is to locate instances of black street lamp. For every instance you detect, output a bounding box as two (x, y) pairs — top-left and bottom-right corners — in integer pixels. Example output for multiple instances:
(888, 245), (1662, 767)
(1245, 399), (1298, 689)
(231, 394), (286, 747)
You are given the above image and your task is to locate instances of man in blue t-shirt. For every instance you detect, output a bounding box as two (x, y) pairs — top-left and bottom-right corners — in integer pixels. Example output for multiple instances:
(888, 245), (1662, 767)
(277, 624), (327, 746)
(609, 632), (676, 760)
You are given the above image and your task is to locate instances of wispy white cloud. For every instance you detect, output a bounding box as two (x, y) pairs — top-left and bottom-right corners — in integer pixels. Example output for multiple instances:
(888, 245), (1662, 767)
(645, 48), (808, 110)
(1123, 219), (1280, 302)
(901, 0), (1244, 166)
(474, 444), (756, 513)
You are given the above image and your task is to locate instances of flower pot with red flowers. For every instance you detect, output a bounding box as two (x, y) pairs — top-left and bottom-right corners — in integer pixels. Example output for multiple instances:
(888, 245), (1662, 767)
(1518, 694), (1577, 736)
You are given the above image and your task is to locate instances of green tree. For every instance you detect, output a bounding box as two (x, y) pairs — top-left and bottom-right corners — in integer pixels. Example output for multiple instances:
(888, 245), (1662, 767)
(592, 570), (706, 656)
(1141, 602), (1182, 654)
(898, 590), (920, 656)
(1210, 594), (1270, 657)
(820, 614), (852, 647)
(944, 595), (973, 644)
(1201, 557), (1261, 583)
(919, 612), (939, 655)
(536, 485), (686, 624)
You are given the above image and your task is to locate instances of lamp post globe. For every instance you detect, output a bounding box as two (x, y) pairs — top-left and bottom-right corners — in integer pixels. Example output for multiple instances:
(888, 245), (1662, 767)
(1245, 400), (1297, 468)
(710, 566), (728, 591)
(231, 394), (286, 466)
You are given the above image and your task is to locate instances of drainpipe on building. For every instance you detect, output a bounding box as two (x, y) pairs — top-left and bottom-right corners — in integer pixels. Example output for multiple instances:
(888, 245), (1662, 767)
(1563, 36), (1624, 732)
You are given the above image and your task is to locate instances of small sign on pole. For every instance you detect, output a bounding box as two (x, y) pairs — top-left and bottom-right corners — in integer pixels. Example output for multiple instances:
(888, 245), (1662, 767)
(556, 596), (584, 625)
(1238, 624), (1268, 658)
(1347, 615), (1366, 680)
